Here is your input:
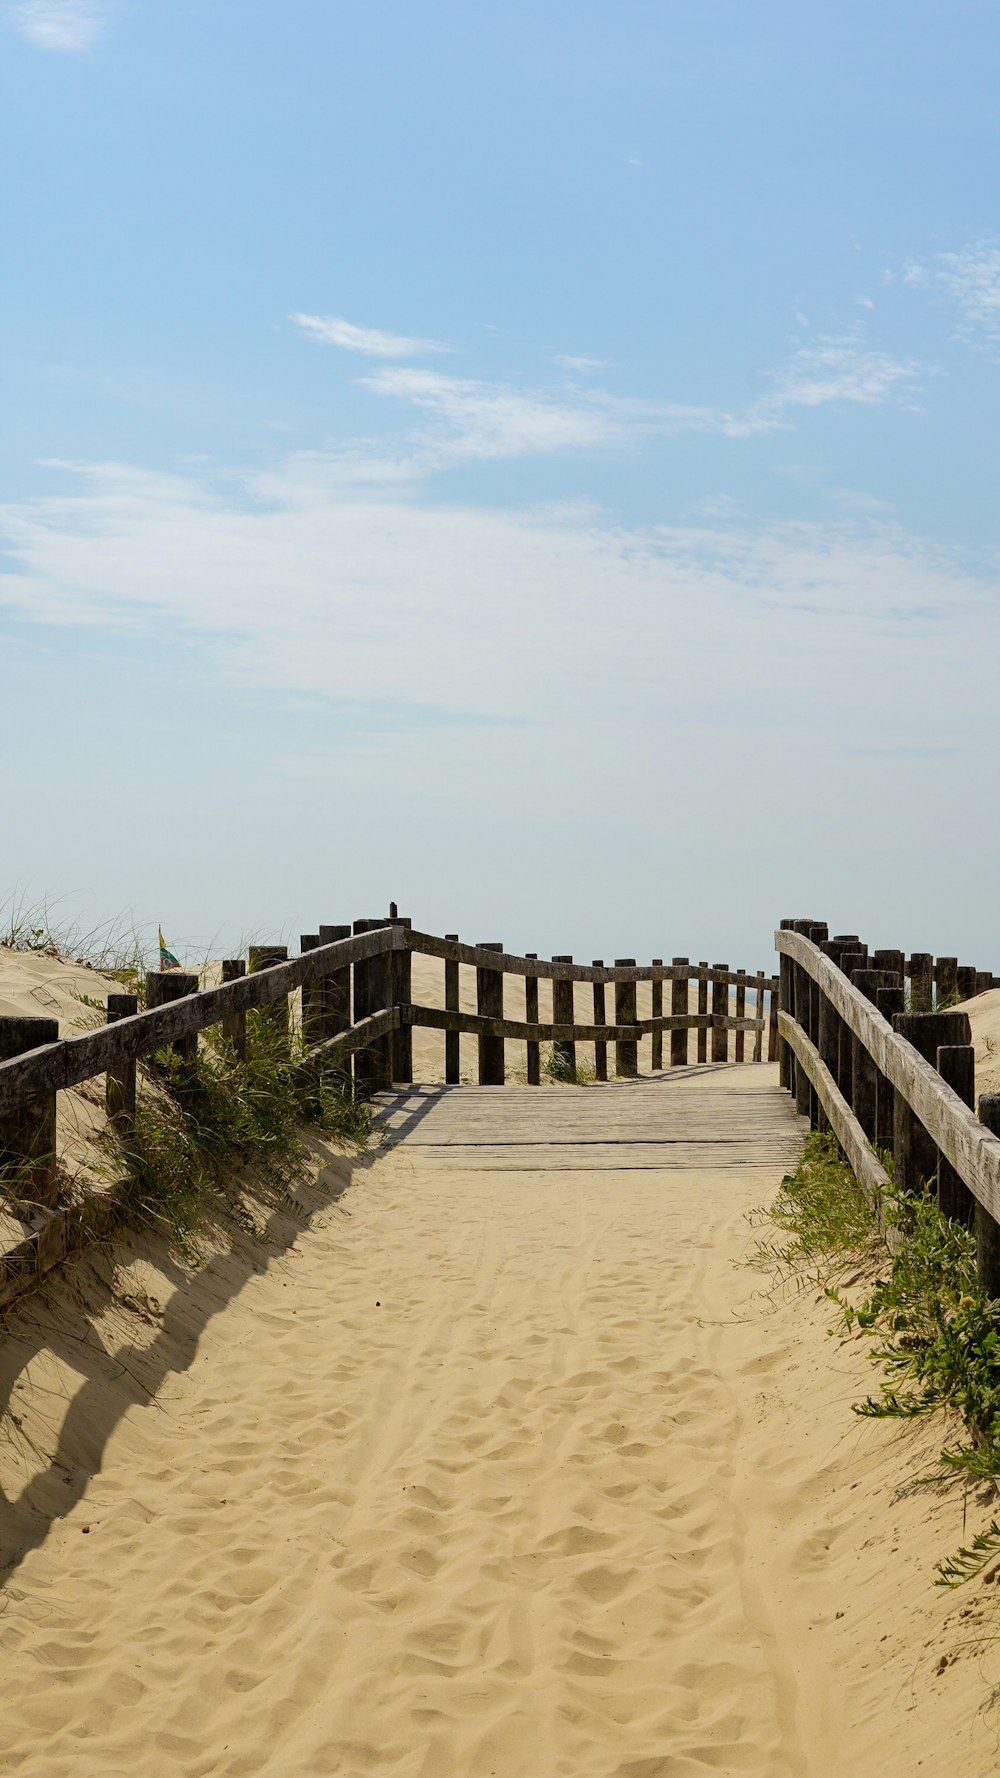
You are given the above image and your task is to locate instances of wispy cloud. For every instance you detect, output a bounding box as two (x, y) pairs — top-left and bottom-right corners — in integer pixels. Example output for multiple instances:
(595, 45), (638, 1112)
(290, 312), (447, 358)
(906, 242), (1000, 350)
(7, 0), (114, 50)
(358, 366), (631, 462)
(554, 354), (608, 373)
(757, 333), (923, 421)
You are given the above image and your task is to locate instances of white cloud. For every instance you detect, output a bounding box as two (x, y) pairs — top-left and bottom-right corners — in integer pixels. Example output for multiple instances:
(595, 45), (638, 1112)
(554, 354), (608, 373)
(7, 0), (113, 50)
(755, 333), (923, 422)
(358, 366), (633, 462)
(290, 312), (447, 358)
(907, 241), (1000, 348)
(0, 457), (990, 742)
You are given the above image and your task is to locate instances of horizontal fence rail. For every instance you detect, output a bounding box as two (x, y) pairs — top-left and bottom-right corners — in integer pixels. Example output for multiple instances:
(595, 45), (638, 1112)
(776, 917), (1000, 1293)
(0, 915), (779, 1212)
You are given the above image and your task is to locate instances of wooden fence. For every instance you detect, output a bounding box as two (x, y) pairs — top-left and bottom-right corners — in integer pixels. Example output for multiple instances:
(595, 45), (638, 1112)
(776, 917), (1000, 1293)
(0, 914), (779, 1210)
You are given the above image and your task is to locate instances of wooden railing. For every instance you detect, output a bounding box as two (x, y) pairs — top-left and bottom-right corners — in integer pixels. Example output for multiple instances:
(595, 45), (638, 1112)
(776, 917), (1000, 1293)
(0, 914), (779, 1209)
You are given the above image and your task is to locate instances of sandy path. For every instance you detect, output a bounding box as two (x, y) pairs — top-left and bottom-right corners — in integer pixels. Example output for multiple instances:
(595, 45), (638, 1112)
(2, 1070), (1000, 1775)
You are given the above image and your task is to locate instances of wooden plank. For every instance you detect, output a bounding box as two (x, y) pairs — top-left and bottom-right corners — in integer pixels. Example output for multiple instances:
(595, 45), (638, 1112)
(404, 930), (777, 990)
(697, 962), (708, 1065)
(105, 993), (138, 1126)
(401, 1006), (762, 1042)
(221, 958), (247, 1060)
(0, 1016), (60, 1205)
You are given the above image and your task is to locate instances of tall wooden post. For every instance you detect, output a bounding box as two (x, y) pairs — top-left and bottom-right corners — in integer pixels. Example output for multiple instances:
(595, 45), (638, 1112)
(711, 965), (729, 1065)
(552, 956), (576, 1078)
(0, 1016), (59, 1205)
(957, 965), (978, 1002)
(697, 964), (709, 1064)
(767, 986), (779, 1061)
(836, 952), (866, 1103)
(936, 957), (959, 1009)
(221, 959), (247, 1060)
(525, 954), (541, 1086)
(614, 962), (638, 1078)
(976, 1095), (1000, 1297)
(670, 959), (689, 1067)
(778, 919), (795, 1089)
(146, 969), (200, 1063)
(936, 1046), (976, 1225)
(977, 972), (993, 996)
(389, 916), (413, 1085)
(734, 972), (746, 1064)
(592, 963), (607, 1083)
(909, 952), (933, 1012)
(650, 962), (663, 1072)
(106, 994), (138, 1128)
(445, 935), (461, 1085)
(476, 942), (505, 1085)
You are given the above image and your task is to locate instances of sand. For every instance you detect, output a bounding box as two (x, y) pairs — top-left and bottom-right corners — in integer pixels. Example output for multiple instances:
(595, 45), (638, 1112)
(2, 946), (1000, 1774)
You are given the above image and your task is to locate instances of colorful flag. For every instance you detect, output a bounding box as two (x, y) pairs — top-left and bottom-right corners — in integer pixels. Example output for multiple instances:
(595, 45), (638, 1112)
(158, 927), (181, 971)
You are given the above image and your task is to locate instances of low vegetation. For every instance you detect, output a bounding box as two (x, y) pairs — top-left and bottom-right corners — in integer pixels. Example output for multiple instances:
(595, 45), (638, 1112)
(752, 1132), (1000, 1586)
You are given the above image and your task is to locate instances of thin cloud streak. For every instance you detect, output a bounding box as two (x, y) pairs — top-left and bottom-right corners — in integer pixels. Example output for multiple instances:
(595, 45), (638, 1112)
(291, 313), (447, 358)
(907, 242), (1000, 350)
(7, 0), (113, 49)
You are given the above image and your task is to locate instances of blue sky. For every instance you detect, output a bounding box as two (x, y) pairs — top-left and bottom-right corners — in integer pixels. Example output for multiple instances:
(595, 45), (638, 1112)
(3, 0), (1000, 969)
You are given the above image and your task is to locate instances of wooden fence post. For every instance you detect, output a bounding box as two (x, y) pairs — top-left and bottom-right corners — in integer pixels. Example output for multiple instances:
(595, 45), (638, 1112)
(246, 946), (289, 1060)
(389, 916), (413, 1085)
(525, 953), (540, 1086)
(734, 972), (746, 1064)
(650, 962), (663, 1072)
(767, 984), (779, 1061)
(552, 956), (576, 1078)
(221, 959), (247, 1059)
(956, 965), (977, 1001)
(0, 1016), (59, 1205)
(146, 970), (200, 1063)
(936, 1045), (976, 1225)
(909, 952), (933, 1012)
(670, 959), (689, 1067)
(318, 925), (351, 1043)
(477, 942), (505, 1085)
(936, 956), (959, 1009)
(836, 952), (866, 1104)
(614, 962), (638, 1078)
(778, 920), (794, 1089)
(352, 921), (389, 1095)
(753, 971), (766, 1063)
(300, 936), (323, 1049)
(976, 1095), (1000, 1297)
(977, 971), (993, 996)
(445, 935), (461, 1085)
(697, 963), (709, 1064)
(711, 965), (729, 1065)
(874, 984), (904, 1152)
(592, 963), (607, 1083)
(892, 1010), (973, 1193)
(106, 993), (138, 1127)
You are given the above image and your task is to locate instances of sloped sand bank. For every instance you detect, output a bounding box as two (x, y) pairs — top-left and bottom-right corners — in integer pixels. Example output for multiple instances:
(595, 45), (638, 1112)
(1, 1094), (1000, 1775)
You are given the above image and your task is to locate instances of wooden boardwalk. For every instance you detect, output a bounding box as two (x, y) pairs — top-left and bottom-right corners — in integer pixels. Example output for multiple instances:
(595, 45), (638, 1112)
(377, 1062), (806, 1176)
